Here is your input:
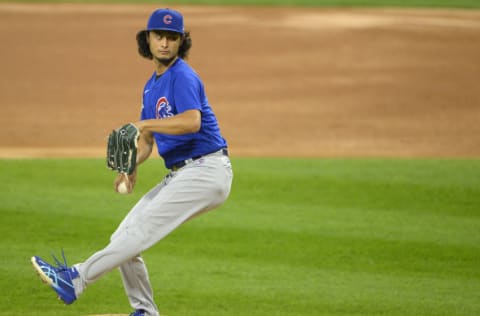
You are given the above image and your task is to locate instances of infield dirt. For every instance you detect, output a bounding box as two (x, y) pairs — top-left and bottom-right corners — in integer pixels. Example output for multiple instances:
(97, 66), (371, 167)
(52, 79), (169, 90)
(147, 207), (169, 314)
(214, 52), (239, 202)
(1, 4), (479, 158)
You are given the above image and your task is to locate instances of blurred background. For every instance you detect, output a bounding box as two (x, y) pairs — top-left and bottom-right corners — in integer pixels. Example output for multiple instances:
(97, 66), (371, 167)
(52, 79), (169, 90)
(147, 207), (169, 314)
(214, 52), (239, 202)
(1, 3), (479, 158)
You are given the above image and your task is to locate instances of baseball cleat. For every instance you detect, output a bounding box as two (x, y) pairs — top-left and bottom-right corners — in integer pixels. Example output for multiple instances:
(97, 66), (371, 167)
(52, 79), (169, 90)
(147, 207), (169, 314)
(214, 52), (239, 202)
(129, 310), (146, 316)
(31, 251), (79, 305)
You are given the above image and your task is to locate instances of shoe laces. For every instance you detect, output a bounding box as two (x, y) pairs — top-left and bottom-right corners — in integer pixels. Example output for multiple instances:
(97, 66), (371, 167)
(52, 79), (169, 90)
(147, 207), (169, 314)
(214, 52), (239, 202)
(51, 249), (70, 272)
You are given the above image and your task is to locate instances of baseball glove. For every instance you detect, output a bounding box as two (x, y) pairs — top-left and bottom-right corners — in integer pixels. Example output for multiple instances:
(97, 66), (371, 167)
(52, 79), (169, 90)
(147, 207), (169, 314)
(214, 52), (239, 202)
(106, 123), (140, 175)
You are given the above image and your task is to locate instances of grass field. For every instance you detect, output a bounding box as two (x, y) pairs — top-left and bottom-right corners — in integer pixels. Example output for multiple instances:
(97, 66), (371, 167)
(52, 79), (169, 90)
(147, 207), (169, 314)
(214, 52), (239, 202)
(2, 0), (480, 8)
(0, 158), (479, 315)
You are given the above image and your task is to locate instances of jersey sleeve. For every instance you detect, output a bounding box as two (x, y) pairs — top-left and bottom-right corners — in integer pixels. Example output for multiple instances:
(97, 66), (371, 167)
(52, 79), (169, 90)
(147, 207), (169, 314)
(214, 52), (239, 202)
(140, 75), (154, 120)
(140, 104), (147, 120)
(173, 72), (204, 113)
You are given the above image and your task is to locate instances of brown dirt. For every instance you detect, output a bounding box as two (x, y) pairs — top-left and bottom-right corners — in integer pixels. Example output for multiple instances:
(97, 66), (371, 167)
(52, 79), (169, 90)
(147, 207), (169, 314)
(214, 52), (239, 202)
(88, 315), (129, 316)
(1, 4), (480, 159)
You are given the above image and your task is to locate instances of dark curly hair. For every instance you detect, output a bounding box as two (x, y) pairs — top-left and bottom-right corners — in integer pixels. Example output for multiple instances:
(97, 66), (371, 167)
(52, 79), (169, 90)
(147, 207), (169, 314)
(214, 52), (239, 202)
(136, 30), (192, 60)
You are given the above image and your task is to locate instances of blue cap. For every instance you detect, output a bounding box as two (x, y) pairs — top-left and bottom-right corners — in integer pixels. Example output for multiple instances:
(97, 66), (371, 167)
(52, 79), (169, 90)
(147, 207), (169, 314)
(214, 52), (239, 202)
(146, 8), (184, 34)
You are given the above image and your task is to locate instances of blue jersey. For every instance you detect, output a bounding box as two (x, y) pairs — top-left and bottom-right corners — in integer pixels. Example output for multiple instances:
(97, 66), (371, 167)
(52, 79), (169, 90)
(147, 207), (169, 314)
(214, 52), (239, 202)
(140, 58), (228, 169)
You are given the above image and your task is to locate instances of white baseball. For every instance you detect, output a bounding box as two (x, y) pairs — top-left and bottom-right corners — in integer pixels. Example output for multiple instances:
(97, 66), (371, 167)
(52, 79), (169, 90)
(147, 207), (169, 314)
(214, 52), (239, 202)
(117, 179), (129, 195)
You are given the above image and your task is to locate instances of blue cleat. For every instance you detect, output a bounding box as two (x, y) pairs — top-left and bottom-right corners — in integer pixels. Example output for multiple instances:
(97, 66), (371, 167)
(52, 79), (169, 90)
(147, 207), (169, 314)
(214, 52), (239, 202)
(31, 252), (79, 305)
(129, 310), (146, 316)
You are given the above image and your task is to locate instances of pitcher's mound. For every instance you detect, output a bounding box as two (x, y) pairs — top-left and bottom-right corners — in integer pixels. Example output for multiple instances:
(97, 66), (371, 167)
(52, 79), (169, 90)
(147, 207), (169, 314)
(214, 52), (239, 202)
(88, 314), (167, 316)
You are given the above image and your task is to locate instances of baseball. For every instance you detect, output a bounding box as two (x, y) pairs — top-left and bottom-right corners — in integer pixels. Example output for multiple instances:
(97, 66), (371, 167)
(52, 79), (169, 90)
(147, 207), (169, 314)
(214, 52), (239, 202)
(117, 181), (129, 194)
(116, 175), (130, 194)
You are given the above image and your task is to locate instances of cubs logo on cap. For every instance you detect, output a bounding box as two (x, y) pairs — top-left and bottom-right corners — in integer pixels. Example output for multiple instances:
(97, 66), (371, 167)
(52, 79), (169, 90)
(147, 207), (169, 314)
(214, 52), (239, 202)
(146, 8), (184, 34)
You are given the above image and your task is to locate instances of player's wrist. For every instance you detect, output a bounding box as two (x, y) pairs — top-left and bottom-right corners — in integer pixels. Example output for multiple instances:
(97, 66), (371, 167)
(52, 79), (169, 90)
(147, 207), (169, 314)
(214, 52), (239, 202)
(136, 119), (158, 134)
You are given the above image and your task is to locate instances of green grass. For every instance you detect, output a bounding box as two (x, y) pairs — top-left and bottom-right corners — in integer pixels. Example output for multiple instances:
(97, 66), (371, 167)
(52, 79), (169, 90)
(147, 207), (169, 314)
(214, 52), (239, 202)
(2, 0), (480, 8)
(0, 158), (479, 315)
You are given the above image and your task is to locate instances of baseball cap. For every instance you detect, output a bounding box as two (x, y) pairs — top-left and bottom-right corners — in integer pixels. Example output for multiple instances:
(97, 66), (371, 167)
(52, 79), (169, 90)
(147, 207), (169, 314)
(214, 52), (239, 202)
(146, 8), (184, 34)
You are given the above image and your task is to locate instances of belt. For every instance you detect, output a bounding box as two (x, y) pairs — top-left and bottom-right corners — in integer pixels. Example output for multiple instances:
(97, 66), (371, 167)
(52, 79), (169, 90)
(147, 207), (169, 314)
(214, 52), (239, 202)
(170, 148), (228, 171)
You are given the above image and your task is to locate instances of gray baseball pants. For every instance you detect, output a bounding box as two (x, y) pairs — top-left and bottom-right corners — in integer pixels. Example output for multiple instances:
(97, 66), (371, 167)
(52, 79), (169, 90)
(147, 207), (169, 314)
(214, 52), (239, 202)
(72, 151), (233, 316)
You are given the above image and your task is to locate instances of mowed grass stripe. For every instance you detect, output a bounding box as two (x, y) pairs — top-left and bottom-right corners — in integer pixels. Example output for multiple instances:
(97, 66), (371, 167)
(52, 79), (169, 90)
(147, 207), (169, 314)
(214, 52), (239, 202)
(8, 0), (480, 9)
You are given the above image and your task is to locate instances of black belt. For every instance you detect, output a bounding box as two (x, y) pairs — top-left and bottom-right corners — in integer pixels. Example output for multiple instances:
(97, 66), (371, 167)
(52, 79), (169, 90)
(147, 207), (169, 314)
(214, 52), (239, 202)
(171, 148), (228, 171)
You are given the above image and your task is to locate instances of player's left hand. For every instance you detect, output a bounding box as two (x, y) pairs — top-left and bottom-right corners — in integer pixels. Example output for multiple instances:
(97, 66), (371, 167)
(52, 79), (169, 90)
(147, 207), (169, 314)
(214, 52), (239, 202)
(106, 123), (140, 175)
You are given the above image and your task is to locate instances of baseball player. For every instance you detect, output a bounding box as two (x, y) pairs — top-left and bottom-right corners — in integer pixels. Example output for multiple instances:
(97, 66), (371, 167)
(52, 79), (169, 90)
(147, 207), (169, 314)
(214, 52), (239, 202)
(31, 8), (233, 316)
